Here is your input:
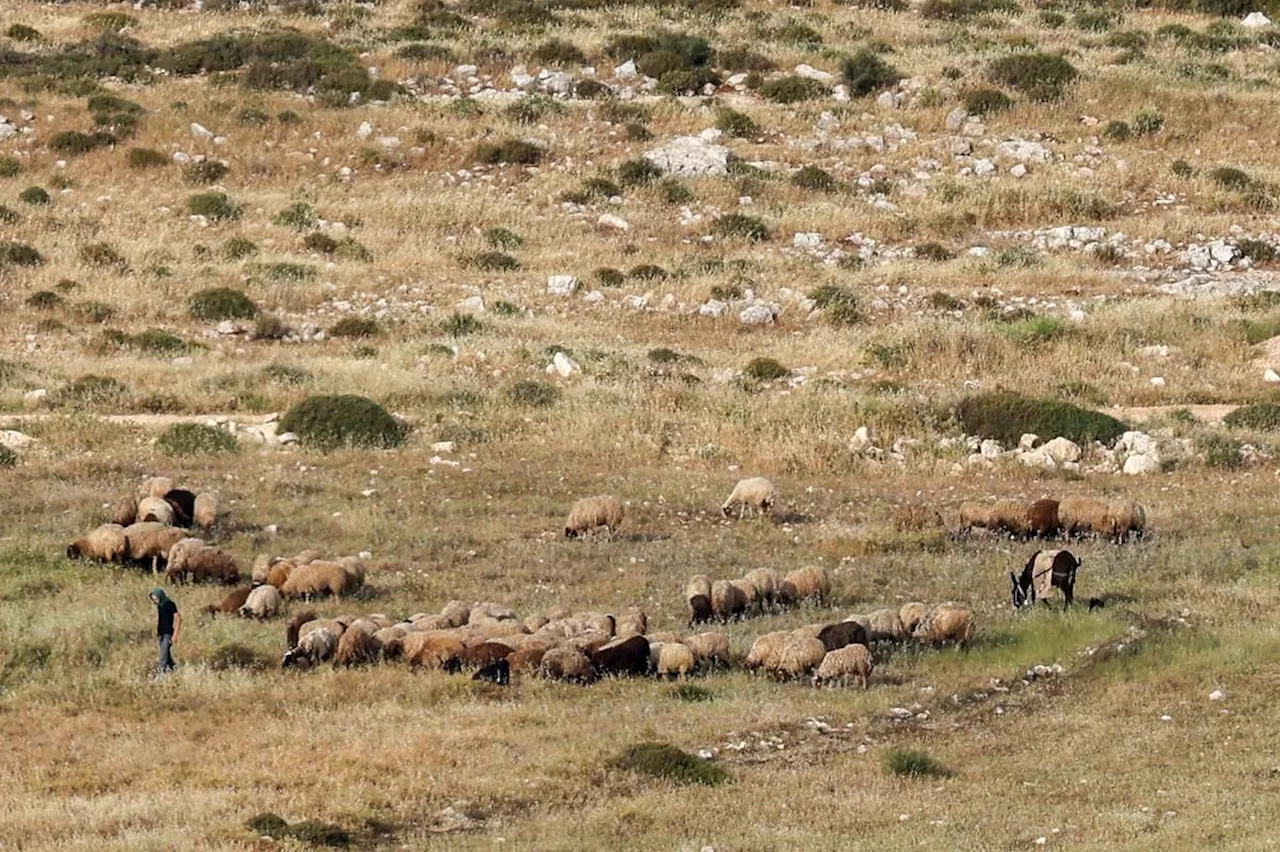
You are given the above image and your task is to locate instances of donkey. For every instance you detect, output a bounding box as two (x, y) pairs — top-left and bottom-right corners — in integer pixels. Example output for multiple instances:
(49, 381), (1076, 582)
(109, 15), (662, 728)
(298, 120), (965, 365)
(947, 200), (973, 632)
(1011, 549), (1081, 611)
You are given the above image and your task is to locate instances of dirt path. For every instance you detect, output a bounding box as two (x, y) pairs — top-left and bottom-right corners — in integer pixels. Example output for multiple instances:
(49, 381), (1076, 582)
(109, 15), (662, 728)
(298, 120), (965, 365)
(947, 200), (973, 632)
(1, 413), (278, 429)
(1104, 404), (1239, 425)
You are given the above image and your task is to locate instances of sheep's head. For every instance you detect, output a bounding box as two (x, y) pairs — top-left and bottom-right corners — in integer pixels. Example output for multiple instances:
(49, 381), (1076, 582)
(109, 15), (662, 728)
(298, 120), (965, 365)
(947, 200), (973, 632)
(66, 542), (82, 560)
(563, 526), (578, 539)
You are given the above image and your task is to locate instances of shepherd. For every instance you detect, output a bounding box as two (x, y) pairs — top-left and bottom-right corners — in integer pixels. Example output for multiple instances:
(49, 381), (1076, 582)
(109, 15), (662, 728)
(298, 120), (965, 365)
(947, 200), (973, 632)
(150, 587), (182, 674)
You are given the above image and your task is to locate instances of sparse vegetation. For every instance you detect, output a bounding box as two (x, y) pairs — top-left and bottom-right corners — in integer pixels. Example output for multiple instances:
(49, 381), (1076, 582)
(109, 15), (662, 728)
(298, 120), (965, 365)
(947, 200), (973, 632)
(187, 192), (241, 221)
(711, 213), (769, 241)
(760, 76), (829, 103)
(18, 186), (49, 206)
(842, 49), (902, 97)
(609, 743), (730, 786)
(156, 423), (238, 456)
(885, 749), (953, 778)
(988, 52), (1079, 101)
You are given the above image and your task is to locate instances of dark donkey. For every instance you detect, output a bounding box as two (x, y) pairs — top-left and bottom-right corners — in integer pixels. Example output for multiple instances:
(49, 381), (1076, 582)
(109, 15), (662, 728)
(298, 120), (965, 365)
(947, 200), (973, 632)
(1011, 549), (1081, 611)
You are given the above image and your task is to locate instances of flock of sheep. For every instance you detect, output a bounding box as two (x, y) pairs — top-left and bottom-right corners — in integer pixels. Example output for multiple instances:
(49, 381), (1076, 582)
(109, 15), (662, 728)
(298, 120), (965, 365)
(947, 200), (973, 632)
(59, 474), (1146, 689)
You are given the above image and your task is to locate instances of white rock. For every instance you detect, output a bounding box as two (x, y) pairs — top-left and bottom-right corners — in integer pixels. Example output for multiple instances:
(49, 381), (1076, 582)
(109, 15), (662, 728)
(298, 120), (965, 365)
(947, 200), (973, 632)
(1042, 436), (1082, 465)
(356, 121), (373, 139)
(973, 159), (996, 176)
(1116, 431), (1158, 456)
(613, 59), (637, 79)
(1019, 433), (1040, 451)
(278, 432), (298, 445)
(23, 388), (47, 409)
(850, 426), (874, 452)
(794, 64), (834, 85)
(190, 122), (213, 139)
(1123, 454), (1161, 476)
(172, 152), (191, 165)
(700, 299), (728, 318)
(644, 136), (731, 178)
(1150, 376), (1166, 387)
(996, 139), (1050, 163)
(945, 108), (968, 132)
(793, 232), (822, 248)
(1265, 369), (1280, 383)
(0, 430), (35, 450)
(456, 295), (485, 314)
(432, 441), (457, 453)
(582, 290), (605, 303)
(1243, 11), (1271, 27)
(1209, 689), (1225, 701)
(455, 65), (478, 77)
(1009, 163), (1027, 178)
(980, 439), (1003, 460)
(548, 351), (579, 378)
(738, 304), (778, 326)
(597, 213), (629, 231)
(546, 275), (578, 296)
(876, 91), (901, 110)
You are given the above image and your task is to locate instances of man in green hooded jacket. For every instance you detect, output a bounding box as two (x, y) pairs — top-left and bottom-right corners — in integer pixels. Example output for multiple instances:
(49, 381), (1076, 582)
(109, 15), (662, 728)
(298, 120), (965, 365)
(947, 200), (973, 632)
(150, 588), (181, 674)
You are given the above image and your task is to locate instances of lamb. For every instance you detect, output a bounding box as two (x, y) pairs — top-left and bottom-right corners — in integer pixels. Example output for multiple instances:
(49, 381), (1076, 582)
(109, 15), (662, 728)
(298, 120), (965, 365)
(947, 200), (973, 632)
(710, 579), (747, 622)
(816, 620), (869, 652)
(539, 646), (595, 682)
(768, 633), (828, 681)
(139, 476), (174, 500)
(1012, 550), (1080, 610)
(744, 567), (782, 611)
(279, 560), (361, 599)
(721, 476), (778, 520)
(1025, 499), (1062, 540)
(686, 574), (714, 626)
(123, 523), (186, 571)
(783, 566), (831, 605)
(162, 489), (196, 527)
(282, 624), (340, 669)
(813, 643), (873, 689)
(239, 584), (283, 619)
(137, 496), (175, 526)
(1059, 495), (1109, 539)
(860, 609), (906, 642)
(111, 496), (138, 527)
(1103, 500), (1146, 543)
(165, 540), (239, 585)
(899, 602), (928, 634)
(913, 603), (975, 648)
(205, 586), (252, 616)
(193, 493), (218, 530)
(653, 642), (696, 679)
(956, 501), (994, 537)
(683, 632), (731, 668)
(564, 495), (624, 539)
(67, 524), (127, 563)
(590, 635), (650, 677)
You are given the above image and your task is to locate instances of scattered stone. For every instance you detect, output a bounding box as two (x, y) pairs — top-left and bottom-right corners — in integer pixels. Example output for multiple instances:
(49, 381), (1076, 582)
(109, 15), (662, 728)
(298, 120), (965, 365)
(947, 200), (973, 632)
(738, 303), (779, 325)
(190, 122), (213, 139)
(700, 299), (728, 318)
(547, 351), (580, 378)
(597, 213), (629, 232)
(644, 136), (731, 178)
(547, 275), (578, 296)
(1265, 369), (1280, 383)
(794, 64), (835, 85)
(1243, 11), (1271, 27)
(1209, 689), (1225, 701)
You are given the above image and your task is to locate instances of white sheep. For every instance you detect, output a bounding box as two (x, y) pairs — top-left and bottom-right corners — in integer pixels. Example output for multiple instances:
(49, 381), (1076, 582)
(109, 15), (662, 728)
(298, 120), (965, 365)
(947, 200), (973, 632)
(721, 477), (778, 519)
(239, 584), (283, 619)
(137, 496), (174, 526)
(813, 643), (873, 689)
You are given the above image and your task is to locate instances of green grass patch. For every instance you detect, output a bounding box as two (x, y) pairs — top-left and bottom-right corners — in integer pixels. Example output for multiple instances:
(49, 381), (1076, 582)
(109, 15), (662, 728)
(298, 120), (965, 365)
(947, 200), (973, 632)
(885, 749), (953, 778)
(1223, 403), (1280, 430)
(608, 742), (730, 786)
(156, 423), (238, 457)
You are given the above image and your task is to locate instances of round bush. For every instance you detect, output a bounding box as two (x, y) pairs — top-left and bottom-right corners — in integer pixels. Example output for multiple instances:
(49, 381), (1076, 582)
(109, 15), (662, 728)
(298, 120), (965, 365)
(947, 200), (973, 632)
(1223, 402), (1280, 431)
(189, 287), (257, 321)
(955, 392), (1127, 446)
(156, 422), (239, 457)
(744, 357), (789, 381)
(278, 395), (406, 450)
(19, 187), (50, 206)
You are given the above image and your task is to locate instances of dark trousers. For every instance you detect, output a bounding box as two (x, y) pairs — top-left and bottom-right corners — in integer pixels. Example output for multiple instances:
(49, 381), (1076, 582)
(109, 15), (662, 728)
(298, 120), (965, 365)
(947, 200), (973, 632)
(158, 634), (175, 673)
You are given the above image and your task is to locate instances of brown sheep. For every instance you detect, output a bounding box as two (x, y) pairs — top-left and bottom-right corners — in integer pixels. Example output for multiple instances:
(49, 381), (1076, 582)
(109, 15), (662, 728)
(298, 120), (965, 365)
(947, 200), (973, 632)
(861, 609), (906, 642)
(684, 632), (731, 668)
(334, 624), (381, 667)
(110, 496), (138, 527)
(730, 578), (761, 617)
(279, 560), (360, 599)
(744, 567), (783, 611)
(654, 642), (696, 679)
(286, 610), (318, 649)
(616, 607), (647, 640)
(590, 635), (650, 677)
(899, 602), (928, 634)
(165, 541), (239, 585)
(123, 523), (186, 571)
(769, 633), (828, 681)
(266, 561), (294, 589)
(404, 632), (465, 670)
(67, 523), (127, 563)
(913, 603), (975, 648)
(139, 476), (174, 500)
(783, 566), (831, 605)
(686, 574), (714, 626)
(508, 646), (547, 674)
(205, 586), (252, 615)
(956, 502), (994, 537)
(1103, 500), (1146, 543)
(137, 497), (175, 527)
(745, 631), (791, 671)
(193, 493), (218, 531)
(283, 623), (342, 668)
(1059, 495), (1109, 539)
(373, 627), (408, 660)
(1013, 549), (1081, 610)
(523, 614), (550, 634)
(539, 646), (595, 682)
(1025, 499), (1062, 539)
(813, 643), (873, 689)
(711, 579), (747, 622)
(816, 620), (869, 652)
(564, 495), (624, 540)
(990, 499), (1028, 538)
(453, 641), (515, 669)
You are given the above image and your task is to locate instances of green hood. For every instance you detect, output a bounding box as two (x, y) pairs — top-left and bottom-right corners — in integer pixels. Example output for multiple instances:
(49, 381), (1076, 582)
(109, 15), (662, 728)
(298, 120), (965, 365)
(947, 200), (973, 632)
(151, 588), (170, 606)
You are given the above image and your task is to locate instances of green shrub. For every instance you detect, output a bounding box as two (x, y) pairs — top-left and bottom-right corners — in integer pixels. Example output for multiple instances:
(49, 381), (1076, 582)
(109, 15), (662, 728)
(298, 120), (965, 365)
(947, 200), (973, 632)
(190, 287), (257, 320)
(272, 201), (315, 231)
(608, 742), (730, 786)
(1039, 10), (1065, 27)
(54, 374), (128, 408)
(920, 0), (1017, 20)
(916, 242), (956, 261)
(1103, 120), (1131, 141)
(83, 12), (137, 32)
(0, 445), (15, 469)
(842, 49), (902, 97)
(79, 242), (126, 268)
(6, 24), (43, 42)
(490, 300), (522, 317)
(440, 311), (483, 337)
(1209, 166), (1252, 191)
(719, 46), (774, 72)
(1223, 402), (1280, 430)
(1199, 434), (1243, 469)
(19, 186), (50, 206)
(744, 357), (789, 381)
(955, 392), (1128, 446)
(792, 164), (840, 192)
(533, 38), (586, 66)
(595, 267), (625, 287)
(505, 94), (564, 125)
(627, 264), (666, 281)
(222, 237), (258, 260)
(286, 820), (351, 847)
(127, 147), (168, 169)
(671, 683), (714, 702)
(506, 380), (560, 408)
(716, 108), (759, 139)
(0, 156), (21, 178)
(1171, 159), (1194, 179)
(996, 315), (1069, 345)
(238, 107), (271, 126)
(187, 191), (241, 221)
(1132, 108), (1163, 135)
(885, 749), (953, 778)
(1237, 239), (1277, 264)
(468, 251), (520, 271)
(156, 422), (238, 456)
(263, 364), (311, 385)
(485, 226), (523, 250)
(50, 130), (114, 155)
(658, 178), (694, 204)
(473, 138), (543, 165)
(760, 76), (828, 104)
(132, 328), (189, 354)
(988, 52), (1079, 102)
(711, 213), (768, 241)
(809, 284), (861, 325)
(0, 243), (43, 267)
(302, 231), (338, 254)
(76, 301), (114, 323)
(278, 394), (406, 450)
(184, 160), (229, 185)
(582, 176), (622, 199)
(1073, 10), (1117, 31)
(26, 291), (63, 310)
(258, 262), (315, 282)
(618, 158), (662, 188)
(329, 317), (379, 338)
(964, 88), (1013, 115)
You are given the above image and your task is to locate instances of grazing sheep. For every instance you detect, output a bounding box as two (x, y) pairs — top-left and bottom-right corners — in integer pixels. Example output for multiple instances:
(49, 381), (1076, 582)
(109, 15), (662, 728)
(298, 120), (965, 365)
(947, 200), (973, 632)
(266, 561), (294, 589)
(286, 610), (318, 649)
(279, 560), (361, 599)
(283, 625), (340, 669)
(730, 578), (761, 616)
(412, 614), (453, 632)
(205, 586), (252, 616)
(721, 476), (778, 520)
(745, 631), (792, 671)
(616, 607), (647, 640)
(783, 566), (831, 605)
(769, 633), (827, 681)
(111, 496), (138, 527)
(1059, 495), (1109, 539)
(193, 493), (218, 531)
(913, 603), (975, 648)
(137, 496), (175, 527)
(684, 632), (731, 669)
(523, 614), (550, 634)
(990, 499), (1028, 538)
(67, 523), (127, 563)
(654, 642), (696, 679)
(140, 476), (174, 500)
(816, 620), (869, 653)
(744, 567), (783, 611)
(686, 574), (714, 626)
(1013, 550), (1081, 611)
(899, 602), (928, 634)
(441, 600), (471, 628)
(163, 489), (196, 527)
(165, 540), (239, 585)
(1103, 500), (1146, 543)
(590, 635), (650, 677)
(710, 579), (747, 622)
(239, 584), (283, 620)
(539, 646), (596, 682)
(813, 643), (873, 689)
(334, 623), (381, 667)
(563, 495), (625, 540)
(403, 632), (465, 670)
(956, 502), (994, 537)
(250, 555), (275, 585)
(454, 641), (514, 670)
(123, 523), (186, 571)
(1025, 499), (1062, 540)
(473, 658), (511, 685)
(861, 609), (907, 642)
(373, 626), (408, 660)
(508, 646), (548, 674)
(580, 612), (616, 637)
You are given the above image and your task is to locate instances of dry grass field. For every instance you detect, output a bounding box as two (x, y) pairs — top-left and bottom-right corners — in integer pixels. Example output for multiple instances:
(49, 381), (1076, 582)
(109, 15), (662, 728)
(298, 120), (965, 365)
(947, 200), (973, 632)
(5, 0), (1280, 847)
